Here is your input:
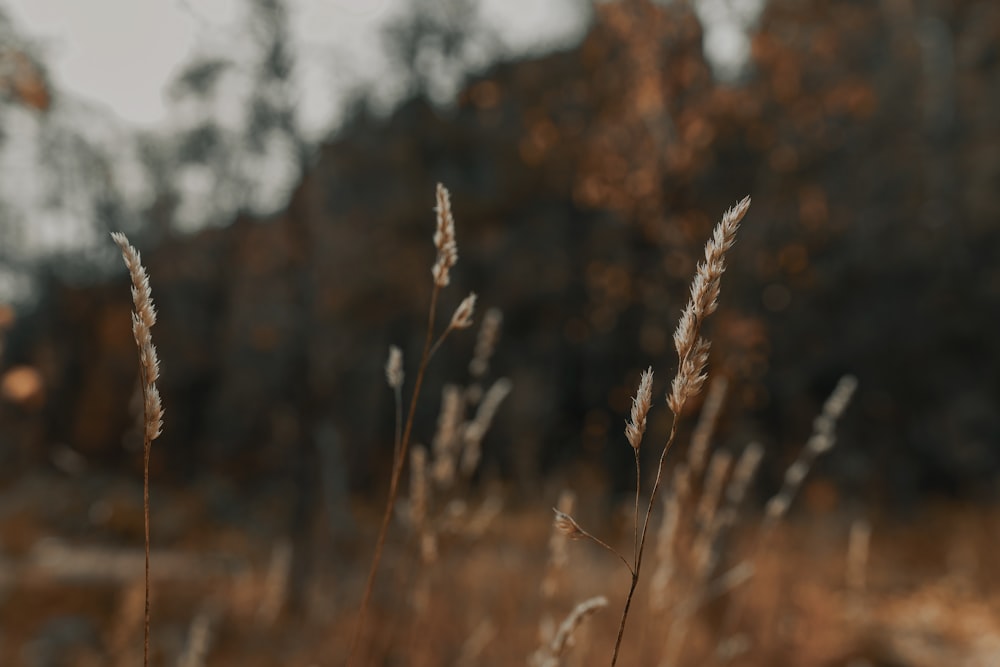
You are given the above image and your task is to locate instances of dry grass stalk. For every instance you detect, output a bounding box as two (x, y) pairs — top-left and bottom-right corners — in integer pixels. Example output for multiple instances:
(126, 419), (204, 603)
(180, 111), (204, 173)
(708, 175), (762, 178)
(687, 376), (728, 478)
(460, 377), (512, 476)
(648, 464), (687, 612)
(692, 450), (733, 579)
(386, 346), (404, 458)
(651, 443), (762, 659)
(725, 442), (763, 507)
(543, 490), (577, 601)
(553, 199), (750, 665)
(410, 445), (429, 529)
(457, 618), (497, 667)
(395, 307), (506, 654)
(111, 232), (162, 667)
(550, 596), (609, 658)
(457, 493), (503, 537)
(721, 376), (858, 653)
(469, 307), (503, 379)
(257, 539), (292, 625)
(701, 561), (755, 605)
(553, 510), (586, 541)
(350, 184), (477, 664)
(704, 442), (764, 573)
(176, 609), (214, 667)
(409, 445), (438, 564)
(552, 508), (632, 572)
(431, 385), (465, 487)
(661, 563), (756, 667)
(764, 374), (858, 526)
(531, 596), (609, 667)
(625, 368), (655, 559)
(695, 450), (733, 538)
(541, 490), (577, 645)
(610, 196), (750, 665)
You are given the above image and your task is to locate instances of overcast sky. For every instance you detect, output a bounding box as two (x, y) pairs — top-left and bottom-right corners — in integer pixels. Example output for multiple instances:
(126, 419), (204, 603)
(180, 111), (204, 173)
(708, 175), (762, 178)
(2, 0), (591, 133)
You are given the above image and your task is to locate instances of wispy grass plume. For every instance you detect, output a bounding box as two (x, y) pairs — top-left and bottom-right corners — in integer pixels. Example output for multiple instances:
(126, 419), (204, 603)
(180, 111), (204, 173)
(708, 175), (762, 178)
(548, 197), (750, 666)
(111, 231), (163, 667)
(349, 183), (477, 664)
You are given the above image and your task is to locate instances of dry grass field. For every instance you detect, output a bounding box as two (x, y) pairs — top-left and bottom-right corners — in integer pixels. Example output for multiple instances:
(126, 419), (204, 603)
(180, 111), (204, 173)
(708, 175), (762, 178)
(2, 192), (997, 667)
(1, 1), (999, 665)
(0, 473), (997, 666)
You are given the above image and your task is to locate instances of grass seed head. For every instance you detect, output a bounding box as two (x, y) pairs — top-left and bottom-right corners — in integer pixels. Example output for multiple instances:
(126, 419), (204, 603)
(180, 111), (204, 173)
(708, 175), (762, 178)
(553, 509), (585, 540)
(625, 367), (654, 450)
(385, 345), (404, 389)
(432, 183), (458, 287)
(450, 292), (477, 330)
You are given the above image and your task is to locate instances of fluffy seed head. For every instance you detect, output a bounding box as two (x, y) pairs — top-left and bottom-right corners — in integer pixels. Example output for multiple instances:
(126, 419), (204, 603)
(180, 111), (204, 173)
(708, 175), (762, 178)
(112, 232), (163, 442)
(625, 367), (653, 450)
(450, 292), (477, 330)
(668, 336), (711, 414)
(668, 197), (749, 414)
(432, 183), (458, 287)
(553, 509), (585, 540)
(385, 345), (404, 389)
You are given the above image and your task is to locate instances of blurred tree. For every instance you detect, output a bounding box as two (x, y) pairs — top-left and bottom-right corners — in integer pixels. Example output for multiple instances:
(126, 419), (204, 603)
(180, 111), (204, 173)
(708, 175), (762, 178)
(0, 7), (138, 290)
(0, 8), (51, 113)
(160, 0), (313, 231)
(381, 0), (503, 104)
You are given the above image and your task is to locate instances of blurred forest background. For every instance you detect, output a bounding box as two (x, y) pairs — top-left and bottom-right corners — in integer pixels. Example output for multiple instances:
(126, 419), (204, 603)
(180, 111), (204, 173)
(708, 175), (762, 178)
(0, 0), (998, 665)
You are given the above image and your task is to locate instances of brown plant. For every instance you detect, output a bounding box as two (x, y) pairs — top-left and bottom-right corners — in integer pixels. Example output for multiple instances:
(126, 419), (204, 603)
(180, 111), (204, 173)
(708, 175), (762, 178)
(111, 232), (163, 667)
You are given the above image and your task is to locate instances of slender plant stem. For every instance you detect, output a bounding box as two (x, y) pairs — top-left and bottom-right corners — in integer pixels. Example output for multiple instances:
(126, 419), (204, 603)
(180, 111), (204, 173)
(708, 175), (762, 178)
(348, 286), (441, 665)
(577, 527), (635, 576)
(633, 450), (641, 562)
(427, 324), (454, 361)
(140, 365), (151, 667)
(143, 446), (150, 667)
(611, 418), (680, 666)
(391, 385), (403, 462)
(612, 307), (702, 664)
